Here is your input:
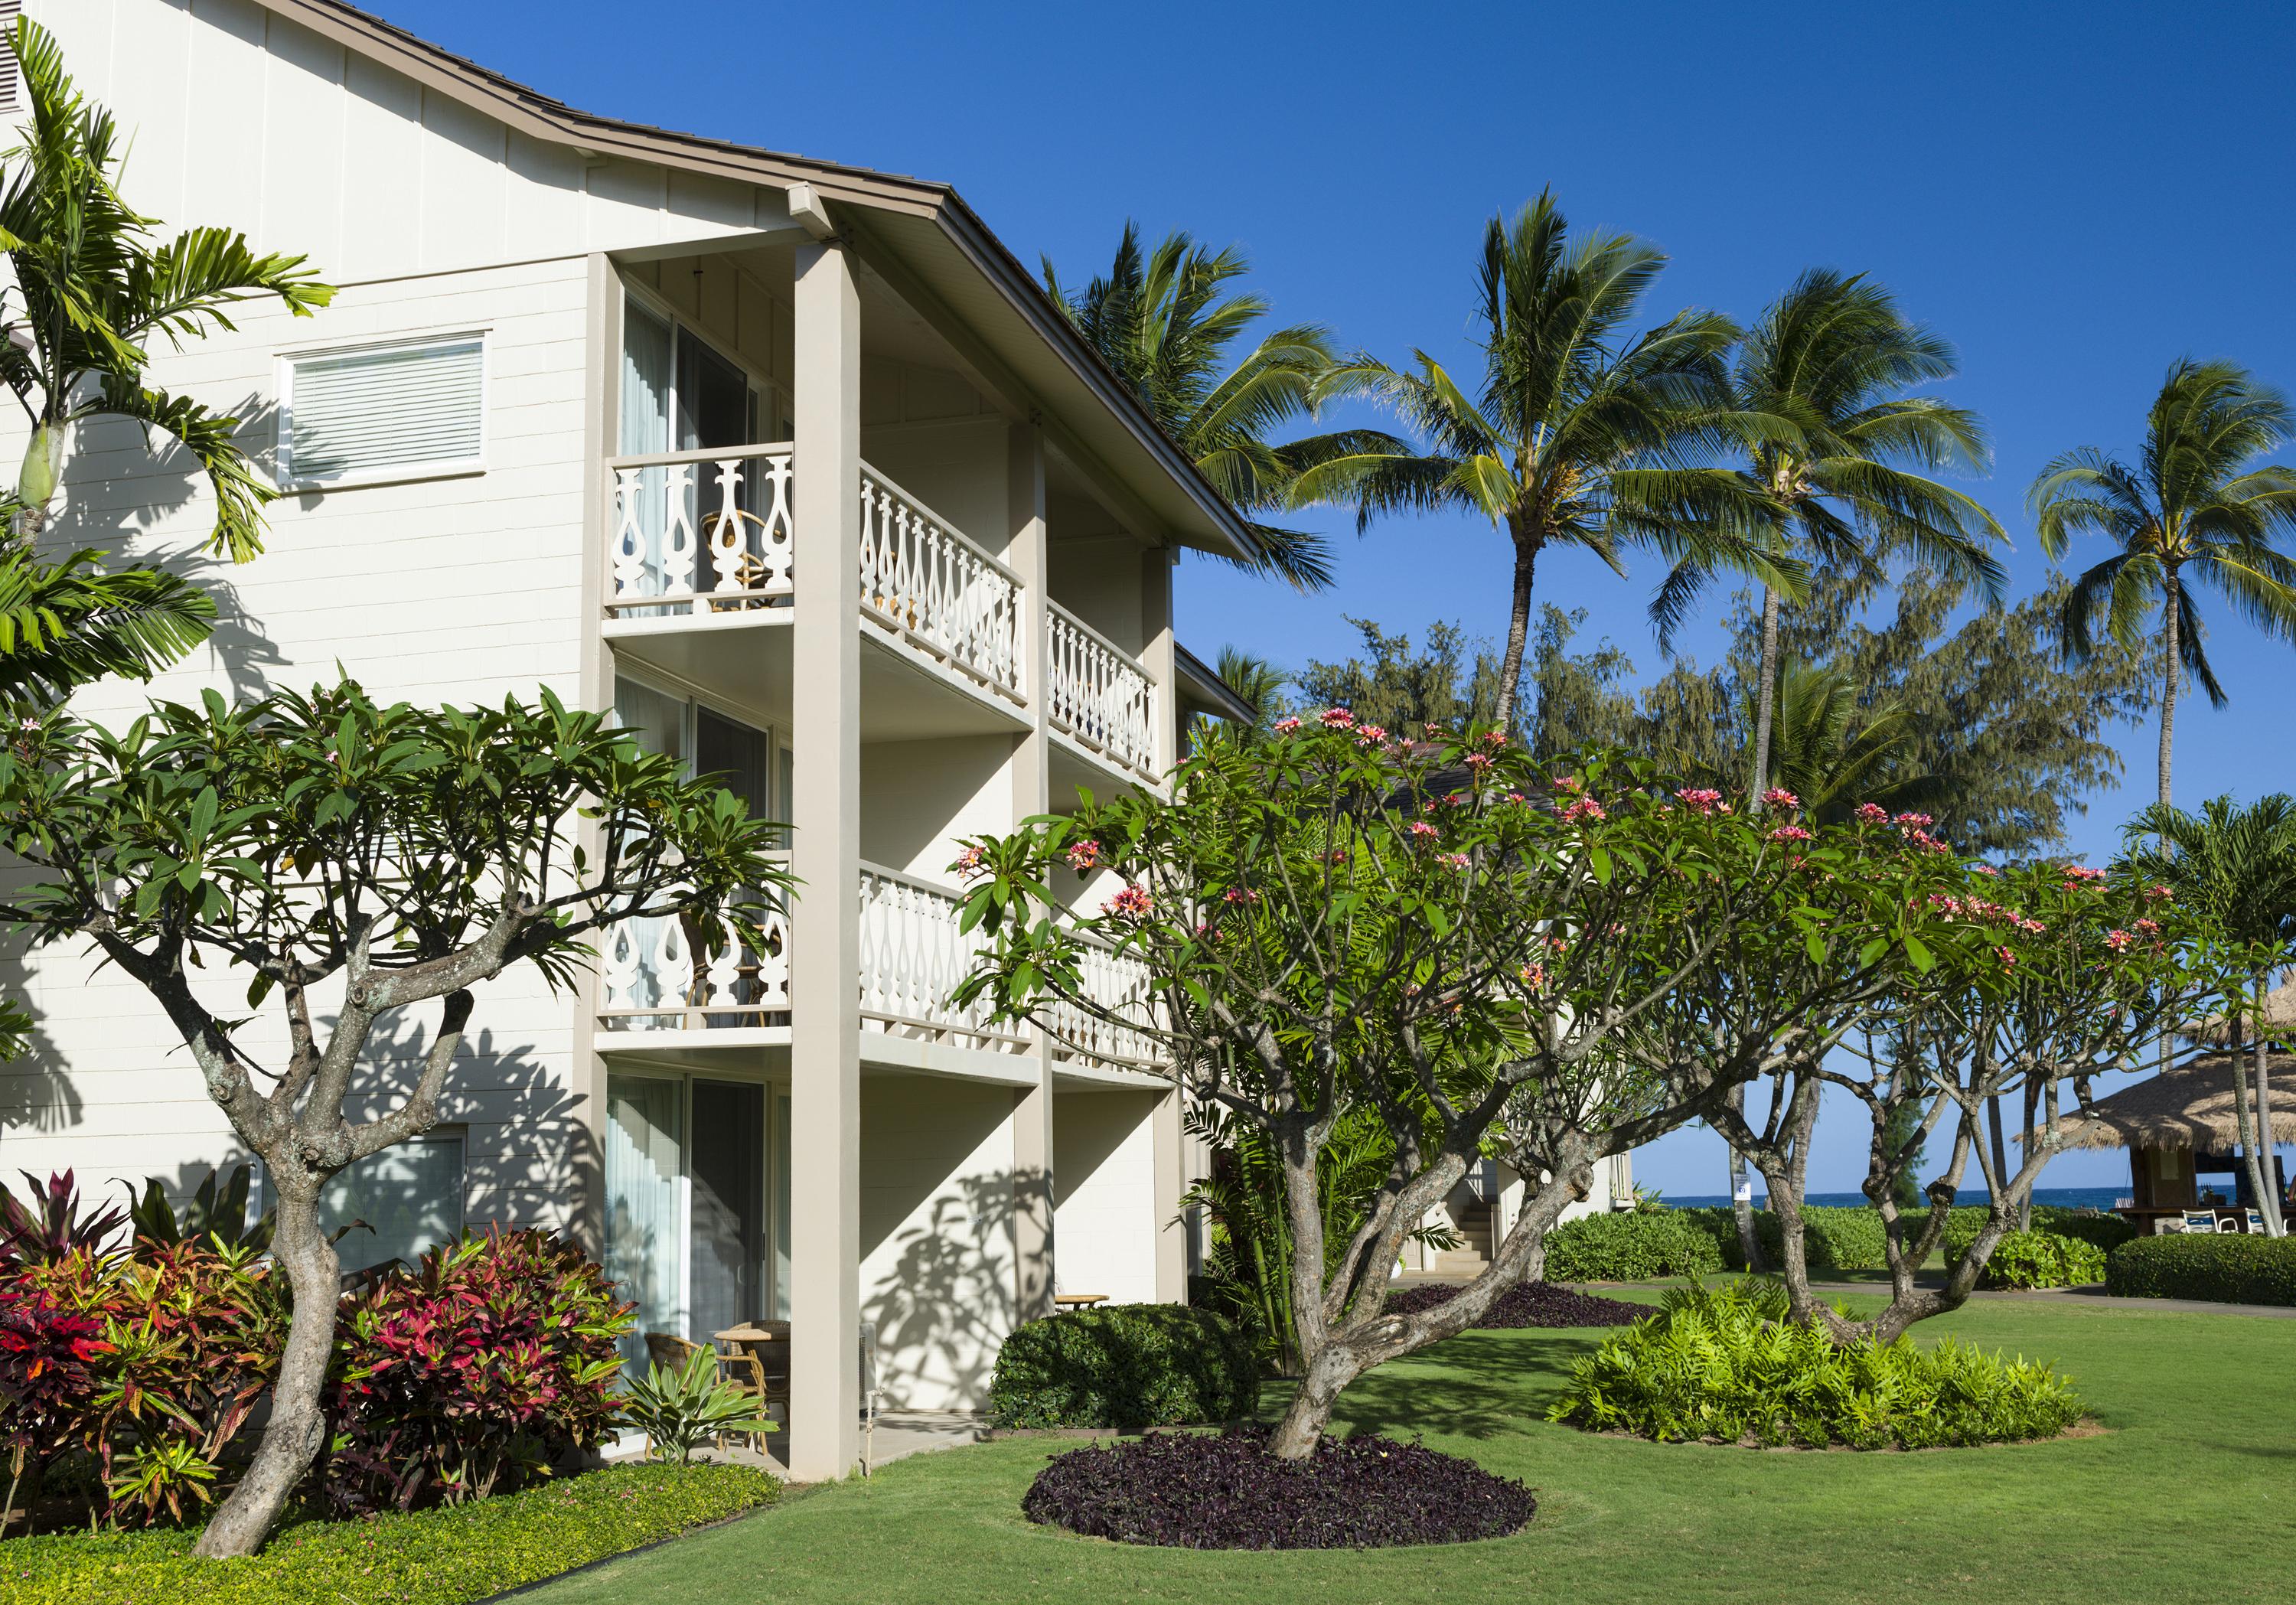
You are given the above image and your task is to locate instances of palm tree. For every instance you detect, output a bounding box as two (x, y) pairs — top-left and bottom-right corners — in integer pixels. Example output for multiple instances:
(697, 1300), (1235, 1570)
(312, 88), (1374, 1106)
(2, 16), (332, 557)
(1293, 191), (1789, 732)
(1757, 659), (1943, 826)
(2030, 360), (2296, 811)
(1652, 269), (2005, 804)
(1043, 223), (1392, 592)
(2122, 794), (2296, 1235)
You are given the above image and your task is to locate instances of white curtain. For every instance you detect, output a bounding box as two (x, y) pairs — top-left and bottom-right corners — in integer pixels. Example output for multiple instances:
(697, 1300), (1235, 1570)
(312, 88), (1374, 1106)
(619, 305), (674, 606)
(609, 675), (689, 1025)
(606, 1075), (684, 1367)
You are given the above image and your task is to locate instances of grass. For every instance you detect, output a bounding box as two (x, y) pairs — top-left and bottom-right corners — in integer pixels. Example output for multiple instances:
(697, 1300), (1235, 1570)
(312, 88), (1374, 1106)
(1, 1463), (781, 1605)
(521, 1288), (2296, 1605)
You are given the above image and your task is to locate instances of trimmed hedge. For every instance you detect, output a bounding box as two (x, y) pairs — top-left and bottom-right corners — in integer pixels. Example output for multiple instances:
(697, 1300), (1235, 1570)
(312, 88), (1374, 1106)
(1551, 1279), (2082, 1449)
(988, 1305), (1259, 1430)
(1542, 1210), (1724, 1282)
(1942, 1209), (2136, 1273)
(2106, 1234), (2296, 1307)
(0, 1463), (778, 1605)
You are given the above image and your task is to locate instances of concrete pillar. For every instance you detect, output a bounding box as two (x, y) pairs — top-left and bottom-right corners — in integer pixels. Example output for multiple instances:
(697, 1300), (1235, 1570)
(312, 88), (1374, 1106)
(788, 235), (862, 1483)
(1139, 545), (1179, 774)
(1152, 1088), (1186, 1303)
(1006, 418), (1057, 1323)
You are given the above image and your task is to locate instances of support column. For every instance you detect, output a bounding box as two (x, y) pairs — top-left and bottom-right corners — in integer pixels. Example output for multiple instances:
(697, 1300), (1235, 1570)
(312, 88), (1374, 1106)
(1006, 418), (1058, 1323)
(1152, 1088), (1187, 1303)
(788, 235), (862, 1483)
(1140, 545), (1179, 774)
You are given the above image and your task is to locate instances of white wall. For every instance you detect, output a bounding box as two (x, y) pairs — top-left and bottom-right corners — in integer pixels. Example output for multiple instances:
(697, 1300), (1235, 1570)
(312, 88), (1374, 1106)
(858, 736), (1017, 880)
(1052, 1088), (1159, 1306)
(858, 1075), (1018, 1411)
(34, 0), (791, 286)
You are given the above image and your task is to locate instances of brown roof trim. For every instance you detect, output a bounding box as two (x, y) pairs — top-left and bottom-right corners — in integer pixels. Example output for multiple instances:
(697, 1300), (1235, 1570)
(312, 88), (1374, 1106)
(248, 0), (1260, 566)
(1175, 642), (1257, 725)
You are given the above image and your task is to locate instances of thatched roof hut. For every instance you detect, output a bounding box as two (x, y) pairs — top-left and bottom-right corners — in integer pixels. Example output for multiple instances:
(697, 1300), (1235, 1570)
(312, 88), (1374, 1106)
(2054, 1052), (2296, 1153)
(2180, 979), (2296, 1049)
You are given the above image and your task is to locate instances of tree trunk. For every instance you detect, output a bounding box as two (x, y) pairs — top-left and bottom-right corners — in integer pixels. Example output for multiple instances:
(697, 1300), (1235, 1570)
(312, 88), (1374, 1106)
(192, 1186), (341, 1557)
(2253, 976), (2283, 1236)
(1490, 533), (1540, 735)
(1724, 1085), (1764, 1273)
(1267, 1341), (1364, 1459)
(2016, 1077), (2040, 1232)
(2157, 572), (2180, 813)
(1985, 1094), (2010, 1205)
(1756, 1075), (1825, 1327)
(1748, 584), (1782, 805)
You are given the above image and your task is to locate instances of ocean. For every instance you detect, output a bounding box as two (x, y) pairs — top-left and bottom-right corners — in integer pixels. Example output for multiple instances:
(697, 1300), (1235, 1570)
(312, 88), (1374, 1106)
(1664, 1186), (2129, 1212)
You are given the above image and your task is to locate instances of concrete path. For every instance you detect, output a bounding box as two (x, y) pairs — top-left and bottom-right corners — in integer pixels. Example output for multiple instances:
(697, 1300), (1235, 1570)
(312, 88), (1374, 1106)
(1804, 1281), (2296, 1320)
(602, 1409), (990, 1480)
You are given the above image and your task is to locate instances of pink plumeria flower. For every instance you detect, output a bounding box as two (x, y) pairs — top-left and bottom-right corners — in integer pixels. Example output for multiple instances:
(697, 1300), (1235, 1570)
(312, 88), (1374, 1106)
(1065, 840), (1102, 873)
(1104, 884), (1153, 918)
(1354, 723), (1388, 747)
(1319, 707), (1356, 729)
(1408, 820), (1441, 840)
(1274, 716), (1303, 734)
(1675, 787), (1723, 815)
(2103, 928), (2134, 952)
(1560, 798), (1606, 824)
(1221, 886), (1261, 905)
(1437, 852), (1470, 869)
(1763, 788), (1799, 808)
(954, 844), (987, 879)
(1768, 824), (1815, 843)
(1854, 802), (1890, 824)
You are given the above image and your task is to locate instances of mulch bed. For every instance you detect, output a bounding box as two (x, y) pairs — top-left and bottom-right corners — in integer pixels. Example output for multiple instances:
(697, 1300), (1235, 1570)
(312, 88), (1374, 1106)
(1021, 1425), (1534, 1549)
(1384, 1279), (1649, 1328)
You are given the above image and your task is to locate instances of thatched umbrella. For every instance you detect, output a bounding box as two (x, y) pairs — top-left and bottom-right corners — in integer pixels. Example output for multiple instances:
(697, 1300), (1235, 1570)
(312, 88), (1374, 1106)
(2052, 1052), (2296, 1153)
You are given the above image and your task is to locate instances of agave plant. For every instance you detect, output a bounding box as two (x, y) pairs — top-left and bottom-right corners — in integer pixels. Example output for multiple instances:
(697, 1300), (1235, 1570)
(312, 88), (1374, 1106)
(617, 1347), (772, 1465)
(0, 1169), (126, 1265)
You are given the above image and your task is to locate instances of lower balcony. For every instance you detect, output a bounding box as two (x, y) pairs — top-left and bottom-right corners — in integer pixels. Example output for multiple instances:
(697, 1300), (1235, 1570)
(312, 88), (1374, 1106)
(595, 861), (1158, 1076)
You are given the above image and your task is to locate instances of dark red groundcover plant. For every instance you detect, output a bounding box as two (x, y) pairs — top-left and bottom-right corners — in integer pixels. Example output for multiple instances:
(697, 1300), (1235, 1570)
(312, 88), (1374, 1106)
(1022, 1426), (1534, 1549)
(1383, 1280), (1647, 1329)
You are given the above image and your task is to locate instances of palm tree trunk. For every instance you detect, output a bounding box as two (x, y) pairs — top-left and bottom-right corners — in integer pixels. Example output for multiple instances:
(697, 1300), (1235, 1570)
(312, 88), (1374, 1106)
(1490, 534), (1540, 735)
(2254, 976), (2283, 1236)
(2157, 573), (2180, 812)
(1749, 584), (1782, 807)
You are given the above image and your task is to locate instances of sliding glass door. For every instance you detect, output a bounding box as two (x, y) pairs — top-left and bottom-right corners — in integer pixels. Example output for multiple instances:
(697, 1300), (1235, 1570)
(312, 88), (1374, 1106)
(605, 1074), (683, 1367)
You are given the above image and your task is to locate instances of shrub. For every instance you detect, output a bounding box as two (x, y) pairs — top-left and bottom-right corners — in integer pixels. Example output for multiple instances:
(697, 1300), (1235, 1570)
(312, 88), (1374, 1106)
(1021, 1426), (1534, 1549)
(618, 1347), (773, 1463)
(0, 1462), (778, 1605)
(987, 1305), (1258, 1430)
(1542, 1210), (1724, 1282)
(1938, 1225), (2108, 1289)
(1550, 1278), (2082, 1448)
(2105, 1234), (2296, 1306)
(318, 1228), (631, 1514)
(1383, 1280), (1647, 1328)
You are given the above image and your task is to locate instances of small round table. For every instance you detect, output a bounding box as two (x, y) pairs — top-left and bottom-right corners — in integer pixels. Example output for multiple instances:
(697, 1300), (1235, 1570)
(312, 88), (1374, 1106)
(1053, 1293), (1109, 1310)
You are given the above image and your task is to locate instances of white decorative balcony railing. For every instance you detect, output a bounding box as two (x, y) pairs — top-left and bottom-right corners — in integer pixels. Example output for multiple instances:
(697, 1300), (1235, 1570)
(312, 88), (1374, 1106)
(1044, 933), (1160, 1068)
(1045, 602), (1158, 780)
(598, 873), (793, 1032)
(859, 465), (1025, 704)
(858, 862), (1028, 1052)
(605, 443), (794, 618)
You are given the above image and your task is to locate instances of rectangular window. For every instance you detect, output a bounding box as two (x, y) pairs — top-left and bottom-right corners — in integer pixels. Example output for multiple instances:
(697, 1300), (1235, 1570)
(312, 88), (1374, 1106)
(262, 1133), (466, 1274)
(280, 333), (485, 487)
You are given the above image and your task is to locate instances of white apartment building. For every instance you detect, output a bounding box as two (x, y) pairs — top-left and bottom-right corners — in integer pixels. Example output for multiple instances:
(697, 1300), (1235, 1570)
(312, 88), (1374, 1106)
(1, 0), (1274, 1481)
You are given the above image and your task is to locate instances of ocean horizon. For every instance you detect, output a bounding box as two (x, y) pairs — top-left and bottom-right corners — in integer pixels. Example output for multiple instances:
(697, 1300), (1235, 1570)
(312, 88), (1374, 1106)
(1663, 1185), (2128, 1212)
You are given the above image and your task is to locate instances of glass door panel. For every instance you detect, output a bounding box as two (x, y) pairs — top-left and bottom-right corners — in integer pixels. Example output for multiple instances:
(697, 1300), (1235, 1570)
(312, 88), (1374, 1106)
(688, 1079), (765, 1338)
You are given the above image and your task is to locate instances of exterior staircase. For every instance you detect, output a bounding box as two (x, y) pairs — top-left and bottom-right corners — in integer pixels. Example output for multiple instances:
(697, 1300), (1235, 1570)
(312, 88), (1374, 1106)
(1430, 1197), (1495, 1277)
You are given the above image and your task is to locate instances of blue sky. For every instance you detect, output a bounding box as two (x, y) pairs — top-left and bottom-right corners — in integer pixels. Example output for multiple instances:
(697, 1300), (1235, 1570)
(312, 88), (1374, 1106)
(373, 0), (2296, 1196)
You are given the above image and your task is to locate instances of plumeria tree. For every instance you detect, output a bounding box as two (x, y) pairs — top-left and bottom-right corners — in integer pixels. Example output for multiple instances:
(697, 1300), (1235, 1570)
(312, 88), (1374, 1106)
(954, 715), (1970, 1457)
(1753, 856), (2222, 1342)
(0, 680), (791, 1557)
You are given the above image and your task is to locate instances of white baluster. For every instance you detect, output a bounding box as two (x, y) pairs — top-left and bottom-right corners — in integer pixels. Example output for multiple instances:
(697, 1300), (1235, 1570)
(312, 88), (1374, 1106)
(611, 469), (649, 599)
(661, 465), (697, 597)
(758, 454), (795, 597)
(706, 458), (748, 598)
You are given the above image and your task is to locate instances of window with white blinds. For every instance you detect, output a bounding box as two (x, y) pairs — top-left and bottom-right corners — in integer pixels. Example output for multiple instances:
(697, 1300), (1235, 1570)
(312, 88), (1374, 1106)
(0, 2), (20, 119)
(279, 334), (486, 487)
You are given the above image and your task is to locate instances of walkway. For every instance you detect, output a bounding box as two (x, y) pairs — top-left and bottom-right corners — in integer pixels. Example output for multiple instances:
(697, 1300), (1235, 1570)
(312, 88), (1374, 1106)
(604, 1409), (990, 1481)
(1804, 1280), (2296, 1320)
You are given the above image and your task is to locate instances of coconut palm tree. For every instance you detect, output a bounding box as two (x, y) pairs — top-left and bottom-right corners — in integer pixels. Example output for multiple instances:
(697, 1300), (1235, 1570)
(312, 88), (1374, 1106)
(1043, 223), (1393, 592)
(1292, 191), (1791, 732)
(1757, 659), (1944, 827)
(2122, 794), (2296, 1235)
(1, 16), (332, 557)
(2030, 360), (2296, 811)
(1651, 269), (2005, 803)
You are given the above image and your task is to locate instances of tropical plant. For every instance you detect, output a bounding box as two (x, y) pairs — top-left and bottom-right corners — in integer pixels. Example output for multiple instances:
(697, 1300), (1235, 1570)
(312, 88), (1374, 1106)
(954, 719), (1968, 1460)
(2030, 358), (2296, 810)
(1044, 223), (1392, 590)
(1650, 269), (2004, 800)
(2122, 793), (2296, 1235)
(0, 680), (791, 1557)
(0, 17), (331, 553)
(123, 1164), (272, 1253)
(1292, 618), (1510, 738)
(617, 1346), (773, 1466)
(1296, 191), (1790, 729)
(0, 1170), (125, 1266)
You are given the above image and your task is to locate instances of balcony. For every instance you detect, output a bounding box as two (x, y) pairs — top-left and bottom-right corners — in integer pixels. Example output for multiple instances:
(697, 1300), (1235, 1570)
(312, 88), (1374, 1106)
(595, 863), (1157, 1075)
(602, 446), (1028, 724)
(1046, 602), (1159, 788)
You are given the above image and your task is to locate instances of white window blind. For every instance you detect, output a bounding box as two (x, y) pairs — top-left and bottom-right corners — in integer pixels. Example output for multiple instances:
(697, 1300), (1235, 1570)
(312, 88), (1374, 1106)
(282, 334), (484, 485)
(0, 3), (21, 117)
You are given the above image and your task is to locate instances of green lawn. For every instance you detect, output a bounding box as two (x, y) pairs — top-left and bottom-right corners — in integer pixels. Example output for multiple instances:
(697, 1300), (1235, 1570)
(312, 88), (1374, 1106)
(526, 1291), (2296, 1605)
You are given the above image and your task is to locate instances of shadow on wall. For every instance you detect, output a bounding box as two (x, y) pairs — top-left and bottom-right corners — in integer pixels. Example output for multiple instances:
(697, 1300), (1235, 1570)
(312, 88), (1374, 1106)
(52, 396), (288, 706)
(0, 943), (81, 1136)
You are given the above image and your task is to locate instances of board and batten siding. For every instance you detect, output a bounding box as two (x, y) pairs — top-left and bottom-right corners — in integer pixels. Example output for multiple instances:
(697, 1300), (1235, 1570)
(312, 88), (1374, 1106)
(30, 0), (791, 286)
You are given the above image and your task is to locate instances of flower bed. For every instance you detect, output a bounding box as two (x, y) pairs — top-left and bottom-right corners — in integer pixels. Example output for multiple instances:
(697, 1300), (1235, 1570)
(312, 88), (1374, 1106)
(1022, 1426), (1533, 1548)
(0, 1463), (778, 1605)
(1384, 1280), (1645, 1327)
